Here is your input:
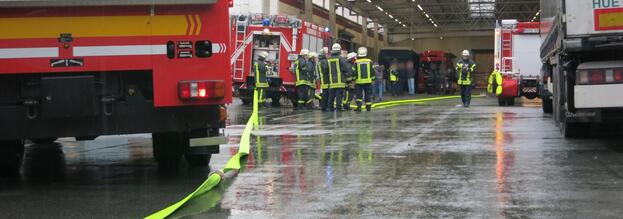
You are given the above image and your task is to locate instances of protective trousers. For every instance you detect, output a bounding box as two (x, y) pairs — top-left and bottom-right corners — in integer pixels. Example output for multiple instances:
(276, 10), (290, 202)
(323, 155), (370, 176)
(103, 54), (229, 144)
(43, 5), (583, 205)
(297, 85), (309, 108)
(321, 88), (330, 111)
(343, 88), (354, 110)
(460, 85), (472, 107)
(329, 88), (344, 111)
(355, 83), (373, 111)
(257, 87), (266, 105)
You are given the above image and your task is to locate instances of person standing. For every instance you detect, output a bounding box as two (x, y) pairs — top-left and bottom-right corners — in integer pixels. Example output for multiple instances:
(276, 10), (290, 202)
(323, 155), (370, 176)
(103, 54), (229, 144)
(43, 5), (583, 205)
(456, 50), (477, 107)
(307, 52), (318, 109)
(407, 60), (416, 95)
(295, 49), (311, 109)
(354, 47), (374, 112)
(373, 63), (385, 102)
(327, 44), (352, 111)
(254, 51), (270, 107)
(343, 52), (357, 110)
(317, 47), (331, 111)
(389, 63), (399, 96)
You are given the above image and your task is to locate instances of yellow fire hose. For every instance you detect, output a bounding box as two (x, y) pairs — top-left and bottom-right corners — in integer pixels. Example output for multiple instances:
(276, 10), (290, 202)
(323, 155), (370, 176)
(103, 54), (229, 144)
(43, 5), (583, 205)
(146, 93), (474, 218)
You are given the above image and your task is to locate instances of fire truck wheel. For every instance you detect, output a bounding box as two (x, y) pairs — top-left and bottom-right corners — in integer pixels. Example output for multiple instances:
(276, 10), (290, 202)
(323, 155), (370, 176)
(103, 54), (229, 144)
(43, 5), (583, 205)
(185, 154), (212, 167)
(498, 97), (506, 106)
(0, 140), (25, 177)
(152, 132), (185, 169)
(561, 121), (590, 138)
(30, 138), (58, 144)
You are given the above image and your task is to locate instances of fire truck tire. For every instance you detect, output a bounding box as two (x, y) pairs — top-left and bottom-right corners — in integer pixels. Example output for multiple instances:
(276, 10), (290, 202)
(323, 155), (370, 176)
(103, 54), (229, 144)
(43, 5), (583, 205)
(185, 154), (211, 167)
(498, 97), (506, 106)
(542, 96), (553, 114)
(561, 121), (590, 138)
(0, 140), (24, 176)
(152, 132), (185, 169)
(30, 138), (58, 144)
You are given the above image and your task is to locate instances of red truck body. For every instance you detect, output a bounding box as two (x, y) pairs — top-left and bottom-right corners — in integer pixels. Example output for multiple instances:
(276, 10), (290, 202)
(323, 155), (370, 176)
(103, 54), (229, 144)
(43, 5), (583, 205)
(0, 0), (232, 172)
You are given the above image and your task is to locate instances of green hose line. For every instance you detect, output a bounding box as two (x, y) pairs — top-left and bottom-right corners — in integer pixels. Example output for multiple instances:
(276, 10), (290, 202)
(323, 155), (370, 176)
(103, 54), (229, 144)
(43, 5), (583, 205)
(145, 90), (259, 219)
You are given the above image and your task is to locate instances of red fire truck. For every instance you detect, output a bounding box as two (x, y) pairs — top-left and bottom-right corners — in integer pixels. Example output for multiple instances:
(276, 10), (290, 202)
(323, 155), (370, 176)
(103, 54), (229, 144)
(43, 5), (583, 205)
(493, 20), (542, 106)
(230, 14), (331, 106)
(0, 0), (232, 175)
(419, 50), (456, 94)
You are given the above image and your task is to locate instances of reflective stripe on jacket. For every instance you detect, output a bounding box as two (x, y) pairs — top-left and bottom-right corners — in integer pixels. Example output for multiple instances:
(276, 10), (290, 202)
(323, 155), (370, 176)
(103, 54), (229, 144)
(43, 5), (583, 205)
(328, 57), (347, 88)
(355, 58), (374, 84)
(295, 57), (311, 86)
(255, 62), (269, 88)
(456, 60), (476, 85)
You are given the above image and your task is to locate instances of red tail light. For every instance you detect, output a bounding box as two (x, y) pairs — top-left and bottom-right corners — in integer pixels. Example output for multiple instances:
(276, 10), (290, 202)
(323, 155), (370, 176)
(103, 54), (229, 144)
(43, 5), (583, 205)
(615, 69), (623, 82)
(228, 0), (233, 7)
(589, 70), (605, 84)
(178, 80), (225, 100)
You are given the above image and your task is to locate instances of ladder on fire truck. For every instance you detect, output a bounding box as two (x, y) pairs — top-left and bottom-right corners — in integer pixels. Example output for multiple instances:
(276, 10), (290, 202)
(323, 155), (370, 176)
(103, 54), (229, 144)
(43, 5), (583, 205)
(501, 29), (513, 73)
(233, 16), (248, 81)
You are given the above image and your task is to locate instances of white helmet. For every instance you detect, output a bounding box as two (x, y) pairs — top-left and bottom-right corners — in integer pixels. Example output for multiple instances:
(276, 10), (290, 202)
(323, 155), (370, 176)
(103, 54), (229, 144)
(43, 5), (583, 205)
(300, 49), (310, 56)
(462, 50), (470, 57)
(258, 51), (269, 59)
(331, 43), (341, 52)
(321, 47), (329, 54)
(309, 52), (317, 58)
(347, 52), (357, 60)
(357, 47), (368, 57)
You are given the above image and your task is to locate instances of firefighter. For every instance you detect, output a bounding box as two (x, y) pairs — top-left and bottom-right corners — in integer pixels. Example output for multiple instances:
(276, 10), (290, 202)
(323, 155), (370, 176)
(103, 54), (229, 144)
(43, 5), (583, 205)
(354, 47), (375, 112)
(327, 43), (352, 111)
(456, 50), (477, 107)
(389, 63), (399, 96)
(254, 51), (270, 107)
(317, 47), (331, 111)
(295, 49), (311, 109)
(488, 64), (503, 96)
(343, 52), (358, 110)
(307, 52), (318, 109)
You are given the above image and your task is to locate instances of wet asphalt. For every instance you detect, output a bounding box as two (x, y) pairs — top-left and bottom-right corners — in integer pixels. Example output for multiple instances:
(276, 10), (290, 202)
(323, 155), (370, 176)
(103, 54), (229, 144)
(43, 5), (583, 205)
(2, 96), (623, 218)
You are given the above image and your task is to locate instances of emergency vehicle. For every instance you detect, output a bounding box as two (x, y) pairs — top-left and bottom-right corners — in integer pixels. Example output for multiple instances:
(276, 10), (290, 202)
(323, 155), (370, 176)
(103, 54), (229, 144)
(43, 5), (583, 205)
(0, 0), (232, 175)
(493, 20), (541, 106)
(420, 50), (456, 94)
(230, 14), (331, 106)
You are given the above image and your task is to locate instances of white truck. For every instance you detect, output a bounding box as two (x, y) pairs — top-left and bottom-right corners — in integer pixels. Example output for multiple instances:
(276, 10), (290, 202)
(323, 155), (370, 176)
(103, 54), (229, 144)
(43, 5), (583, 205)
(540, 0), (623, 137)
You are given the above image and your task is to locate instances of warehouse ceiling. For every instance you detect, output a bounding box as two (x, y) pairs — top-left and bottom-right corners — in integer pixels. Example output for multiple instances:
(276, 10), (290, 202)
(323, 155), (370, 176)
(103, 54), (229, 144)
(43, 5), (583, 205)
(339, 0), (540, 35)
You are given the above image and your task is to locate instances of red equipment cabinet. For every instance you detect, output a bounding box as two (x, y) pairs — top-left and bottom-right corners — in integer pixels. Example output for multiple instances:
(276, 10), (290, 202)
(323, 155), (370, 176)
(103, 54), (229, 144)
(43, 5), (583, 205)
(0, 0), (232, 173)
(493, 20), (541, 106)
(230, 14), (331, 106)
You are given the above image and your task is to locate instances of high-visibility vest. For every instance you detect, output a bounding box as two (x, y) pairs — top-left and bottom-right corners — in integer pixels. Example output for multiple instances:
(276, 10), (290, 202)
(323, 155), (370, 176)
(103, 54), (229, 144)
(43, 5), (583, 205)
(389, 69), (398, 82)
(295, 59), (311, 86)
(254, 62), (269, 88)
(456, 61), (476, 85)
(328, 58), (346, 88)
(355, 58), (373, 84)
(487, 70), (503, 95)
(317, 60), (329, 89)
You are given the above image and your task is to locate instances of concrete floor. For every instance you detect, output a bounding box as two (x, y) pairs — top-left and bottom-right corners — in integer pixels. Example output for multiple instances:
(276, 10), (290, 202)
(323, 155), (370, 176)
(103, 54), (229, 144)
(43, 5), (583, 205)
(2, 97), (623, 218)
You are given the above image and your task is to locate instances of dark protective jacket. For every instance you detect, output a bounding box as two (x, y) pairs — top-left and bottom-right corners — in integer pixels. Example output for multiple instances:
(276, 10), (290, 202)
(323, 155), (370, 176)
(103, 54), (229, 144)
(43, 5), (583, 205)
(456, 59), (476, 86)
(327, 53), (352, 89)
(254, 61), (269, 88)
(295, 56), (312, 86)
(354, 57), (375, 84)
(317, 56), (330, 89)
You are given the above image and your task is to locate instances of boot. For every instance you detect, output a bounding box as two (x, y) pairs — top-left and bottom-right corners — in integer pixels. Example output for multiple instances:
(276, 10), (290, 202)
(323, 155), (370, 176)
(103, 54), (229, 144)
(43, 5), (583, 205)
(366, 104), (372, 111)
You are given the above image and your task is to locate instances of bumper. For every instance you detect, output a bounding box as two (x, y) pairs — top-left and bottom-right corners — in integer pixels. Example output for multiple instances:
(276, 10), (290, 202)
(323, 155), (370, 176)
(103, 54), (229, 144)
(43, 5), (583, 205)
(575, 84), (623, 108)
(0, 102), (223, 141)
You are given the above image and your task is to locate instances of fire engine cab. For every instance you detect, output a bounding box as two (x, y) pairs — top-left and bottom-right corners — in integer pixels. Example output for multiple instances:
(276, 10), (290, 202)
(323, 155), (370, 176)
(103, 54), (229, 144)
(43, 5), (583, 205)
(493, 20), (541, 106)
(230, 14), (330, 106)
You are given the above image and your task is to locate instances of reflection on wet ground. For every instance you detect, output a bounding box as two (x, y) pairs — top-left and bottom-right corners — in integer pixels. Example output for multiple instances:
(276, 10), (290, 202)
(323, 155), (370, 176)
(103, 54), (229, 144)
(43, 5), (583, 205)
(2, 97), (623, 218)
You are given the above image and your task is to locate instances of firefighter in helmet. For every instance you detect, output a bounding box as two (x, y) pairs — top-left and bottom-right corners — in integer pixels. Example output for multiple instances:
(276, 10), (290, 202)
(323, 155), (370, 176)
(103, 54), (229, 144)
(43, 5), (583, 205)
(327, 43), (352, 111)
(255, 51), (270, 107)
(354, 47), (375, 111)
(456, 50), (477, 107)
(307, 52), (319, 109)
(295, 49), (312, 109)
(317, 47), (331, 111)
(343, 52), (358, 110)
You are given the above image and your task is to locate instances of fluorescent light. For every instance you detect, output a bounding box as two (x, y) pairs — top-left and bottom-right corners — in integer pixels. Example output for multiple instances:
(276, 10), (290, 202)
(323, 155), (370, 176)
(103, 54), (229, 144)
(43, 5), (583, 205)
(395, 18), (398, 22)
(376, 5), (383, 11)
(366, 0), (371, 2)
(417, 4), (423, 11)
(389, 14), (394, 18)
